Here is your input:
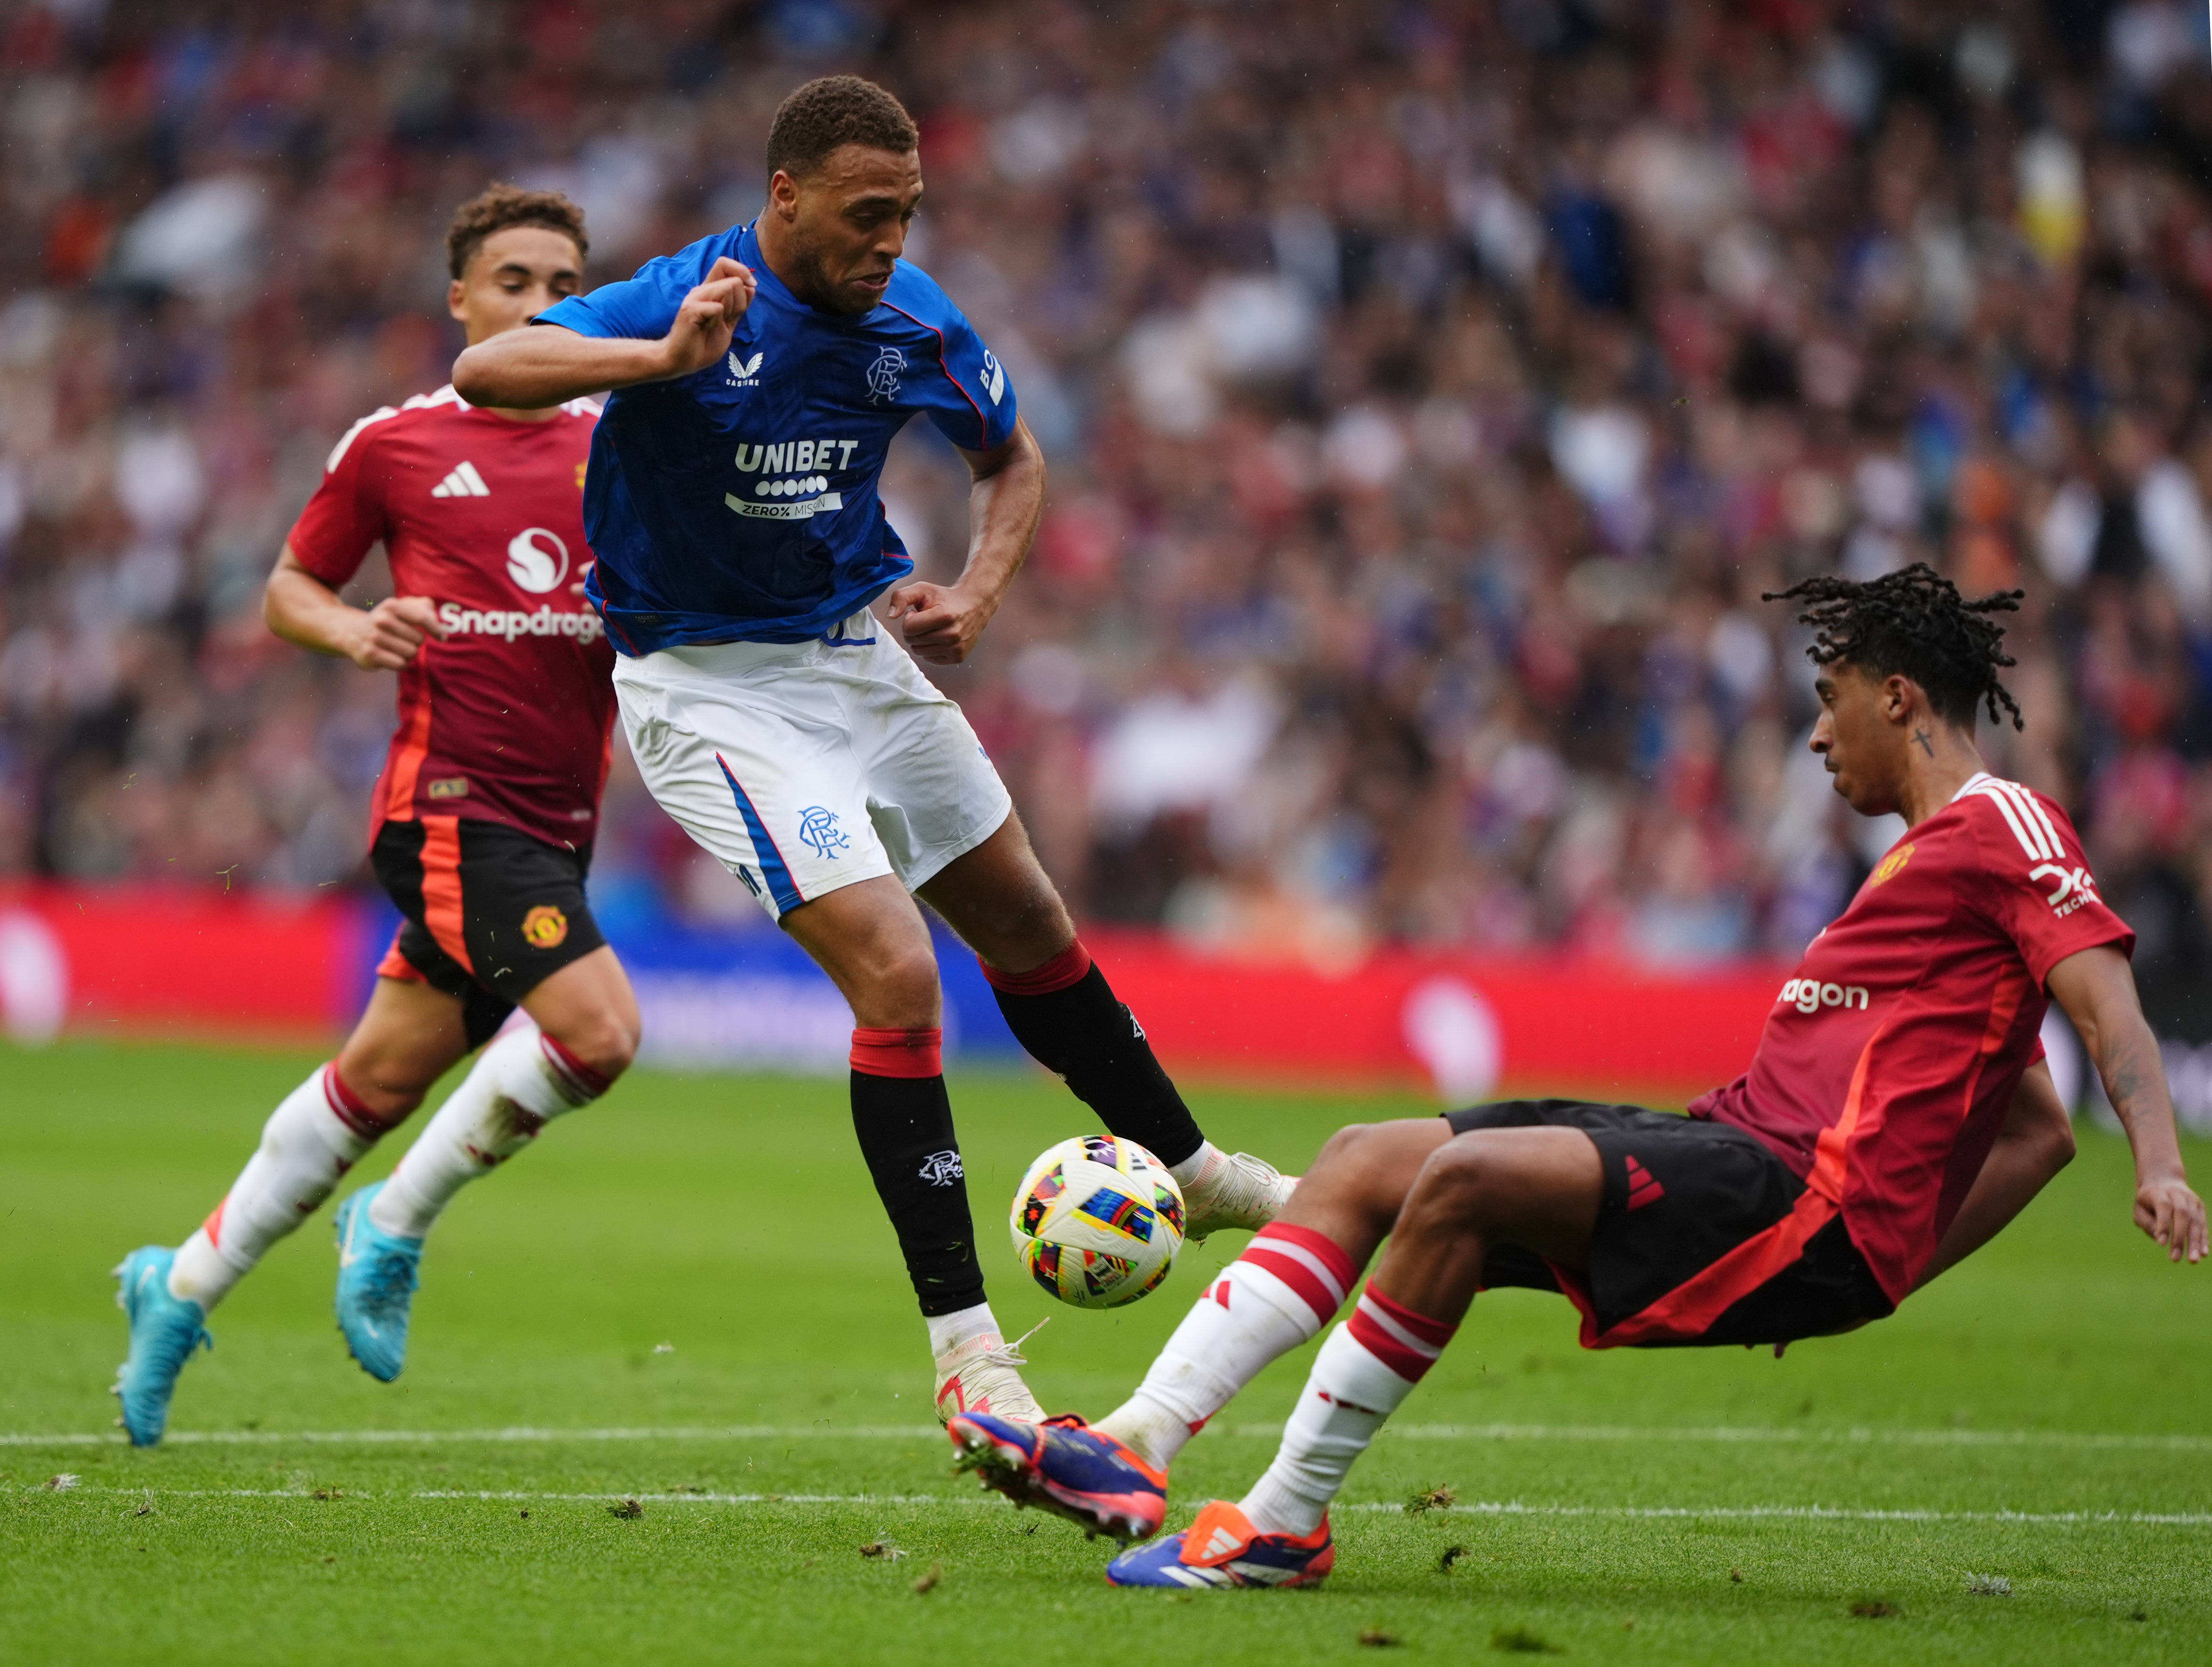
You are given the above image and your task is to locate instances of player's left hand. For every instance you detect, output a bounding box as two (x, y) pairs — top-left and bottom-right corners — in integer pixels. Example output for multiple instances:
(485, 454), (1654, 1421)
(2134, 1173), (2208, 1263)
(886, 580), (996, 665)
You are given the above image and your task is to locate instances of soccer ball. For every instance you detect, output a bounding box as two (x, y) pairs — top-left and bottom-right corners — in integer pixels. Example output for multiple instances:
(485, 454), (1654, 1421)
(1009, 1135), (1186, 1309)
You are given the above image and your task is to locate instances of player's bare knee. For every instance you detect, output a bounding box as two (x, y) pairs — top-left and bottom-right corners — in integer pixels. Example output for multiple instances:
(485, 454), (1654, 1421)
(551, 1012), (639, 1082)
(1400, 1140), (1501, 1231)
(853, 948), (942, 1031)
(337, 1073), (424, 1131)
(1312, 1123), (1377, 1177)
(331, 1049), (429, 1128)
(2042, 1109), (2077, 1171)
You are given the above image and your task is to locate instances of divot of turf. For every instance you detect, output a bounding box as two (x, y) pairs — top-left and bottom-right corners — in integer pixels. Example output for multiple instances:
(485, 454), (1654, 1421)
(1491, 1623), (1563, 1653)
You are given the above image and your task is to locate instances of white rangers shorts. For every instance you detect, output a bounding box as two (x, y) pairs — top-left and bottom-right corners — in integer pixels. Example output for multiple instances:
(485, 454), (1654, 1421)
(613, 612), (1013, 921)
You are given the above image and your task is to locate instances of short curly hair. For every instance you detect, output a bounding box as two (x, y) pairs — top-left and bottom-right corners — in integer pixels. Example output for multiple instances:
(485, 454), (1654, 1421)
(1766, 563), (2025, 731)
(445, 183), (589, 279)
(764, 76), (919, 181)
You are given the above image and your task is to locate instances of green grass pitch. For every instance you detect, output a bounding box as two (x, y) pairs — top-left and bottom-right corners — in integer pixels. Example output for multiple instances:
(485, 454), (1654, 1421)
(3, 1039), (2208, 1664)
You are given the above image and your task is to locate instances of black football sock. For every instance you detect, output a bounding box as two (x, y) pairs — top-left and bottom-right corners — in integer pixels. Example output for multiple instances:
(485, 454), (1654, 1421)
(982, 942), (1206, 1169)
(849, 1028), (984, 1318)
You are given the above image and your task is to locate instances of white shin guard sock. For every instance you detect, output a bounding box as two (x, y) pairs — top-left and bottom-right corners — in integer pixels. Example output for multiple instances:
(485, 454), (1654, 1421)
(1239, 1284), (1461, 1538)
(368, 1026), (605, 1241)
(1238, 1323), (1419, 1538)
(167, 1064), (376, 1311)
(1097, 1250), (1343, 1471)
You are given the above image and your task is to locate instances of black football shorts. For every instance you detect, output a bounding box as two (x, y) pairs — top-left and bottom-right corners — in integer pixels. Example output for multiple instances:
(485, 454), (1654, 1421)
(370, 816), (607, 1046)
(1442, 1099), (1894, 1349)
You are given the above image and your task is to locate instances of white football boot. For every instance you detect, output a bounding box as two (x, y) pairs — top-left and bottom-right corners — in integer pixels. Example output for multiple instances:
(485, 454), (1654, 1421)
(934, 1328), (1046, 1425)
(1181, 1150), (1299, 1241)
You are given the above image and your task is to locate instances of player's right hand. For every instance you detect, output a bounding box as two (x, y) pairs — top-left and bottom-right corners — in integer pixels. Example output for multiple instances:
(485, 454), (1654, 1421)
(348, 595), (446, 670)
(660, 257), (755, 378)
(2135, 1173), (2209, 1264)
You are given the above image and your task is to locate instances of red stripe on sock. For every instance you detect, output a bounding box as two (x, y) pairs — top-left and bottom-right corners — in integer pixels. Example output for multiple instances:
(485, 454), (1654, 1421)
(979, 941), (1092, 997)
(1252, 1221), (1359, 1296)
(1361, 1283), (1459, 1350)
(1239, 1248), (1345, 1327)
(850, 1027), (944, 1078)
(1347, 1306), (1439, 1383)
(321, 1062), (386, 1138)
(540, 1033), (611, 1100)
(202, 1196), (228, 1250)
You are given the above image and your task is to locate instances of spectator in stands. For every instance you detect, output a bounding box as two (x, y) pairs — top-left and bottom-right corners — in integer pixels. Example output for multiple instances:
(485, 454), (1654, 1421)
(2, 0), (2210, 1087)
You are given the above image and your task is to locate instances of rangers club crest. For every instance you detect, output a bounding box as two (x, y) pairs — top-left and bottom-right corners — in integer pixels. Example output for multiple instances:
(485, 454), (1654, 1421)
(917, 1150), (964, 1186)
(865, 346), (905, 404)
(797, 805), (850, 858)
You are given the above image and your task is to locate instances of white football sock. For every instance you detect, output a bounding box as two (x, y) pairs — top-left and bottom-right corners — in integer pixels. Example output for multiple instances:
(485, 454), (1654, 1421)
(167, 1064), (377, 1311)
(368, 1026), (605, 1240)
(926, 1301), (1003, 1362)
(1239, 1289), (1459, 1537)
(1096, 1222), (1358, 1470)
(1167, 1142), (1223, 1191)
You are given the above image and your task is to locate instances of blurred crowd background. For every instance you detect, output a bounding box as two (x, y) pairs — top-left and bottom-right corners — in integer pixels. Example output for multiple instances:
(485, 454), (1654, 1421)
(5, 0), (2212, 1039)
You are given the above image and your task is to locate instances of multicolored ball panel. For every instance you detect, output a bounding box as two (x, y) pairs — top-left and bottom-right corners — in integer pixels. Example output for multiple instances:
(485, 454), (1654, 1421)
(1008, 1134), (1186, 1310)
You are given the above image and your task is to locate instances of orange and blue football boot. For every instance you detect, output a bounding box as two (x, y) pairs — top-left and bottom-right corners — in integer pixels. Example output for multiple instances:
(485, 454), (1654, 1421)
(1104, 1499), (1335, 1588)
(948, 1411), (1168, 1541)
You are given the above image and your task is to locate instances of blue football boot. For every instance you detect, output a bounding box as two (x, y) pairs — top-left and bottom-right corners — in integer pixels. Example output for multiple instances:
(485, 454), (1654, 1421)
(1105, 1500), (1335, 1588)
(949, 1411), (1168, 1540)
(112, 1246), (212, 1448)
(333, 1183), (423, 1383)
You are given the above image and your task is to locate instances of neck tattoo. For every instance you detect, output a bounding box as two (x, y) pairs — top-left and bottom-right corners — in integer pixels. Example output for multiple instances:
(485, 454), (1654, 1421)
(1912, 728), (1935, 758)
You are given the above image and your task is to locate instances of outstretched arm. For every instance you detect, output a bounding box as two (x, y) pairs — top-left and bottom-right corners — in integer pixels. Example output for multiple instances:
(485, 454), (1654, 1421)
(1915, 1061), (2075, 1290)
(451, 258), (757, 409)
(884, 418), (1045, 666)
(2049, 946), (2208, 1263)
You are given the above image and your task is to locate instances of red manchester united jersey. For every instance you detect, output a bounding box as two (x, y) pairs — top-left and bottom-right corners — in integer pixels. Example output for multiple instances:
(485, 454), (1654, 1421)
(1690, 773), (2134, 1304)
(286, 386), (615, 851)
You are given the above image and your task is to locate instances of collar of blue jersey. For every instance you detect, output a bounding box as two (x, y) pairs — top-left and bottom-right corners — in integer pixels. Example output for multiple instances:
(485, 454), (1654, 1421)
(736, 220), (887, 329)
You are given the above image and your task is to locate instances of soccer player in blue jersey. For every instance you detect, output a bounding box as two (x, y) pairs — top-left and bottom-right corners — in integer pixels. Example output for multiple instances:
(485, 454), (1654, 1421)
(454, 76), (1293, 1421)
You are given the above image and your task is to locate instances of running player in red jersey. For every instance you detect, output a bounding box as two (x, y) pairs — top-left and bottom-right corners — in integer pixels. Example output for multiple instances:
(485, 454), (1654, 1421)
(951, 565), (2209, 1587)
(112, 186), (639, 1445)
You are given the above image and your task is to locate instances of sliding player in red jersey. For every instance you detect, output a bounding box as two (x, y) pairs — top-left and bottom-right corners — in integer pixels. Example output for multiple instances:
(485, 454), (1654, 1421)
(952, 565), (2208, 1586)
(112, 186), (640, 1445)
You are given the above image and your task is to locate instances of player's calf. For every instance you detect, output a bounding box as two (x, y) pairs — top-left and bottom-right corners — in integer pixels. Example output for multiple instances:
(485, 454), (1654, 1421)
(110, 1062), (390, 1443)
(1091, 1222), (1361, 1472)
(335, 1024), (615, 1381)
(162, 1062), (390, 1314)
(979, 938), (1297, 1236)
(363, 1025), (613, 1246)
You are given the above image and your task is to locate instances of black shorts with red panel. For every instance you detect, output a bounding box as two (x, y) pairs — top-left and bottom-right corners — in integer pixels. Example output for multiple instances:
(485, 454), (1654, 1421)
(1442, 1100), (1894, 1349)
(370, 816), (606, 1047)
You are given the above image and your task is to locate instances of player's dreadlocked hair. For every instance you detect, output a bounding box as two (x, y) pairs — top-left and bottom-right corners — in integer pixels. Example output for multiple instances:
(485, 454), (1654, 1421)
(1764, 563), (2026, 731)
(445, 184), (588, 279)
(765, 76), (919, 180)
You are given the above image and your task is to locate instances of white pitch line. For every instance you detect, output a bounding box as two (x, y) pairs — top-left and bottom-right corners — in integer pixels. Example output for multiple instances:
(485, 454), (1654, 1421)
(16, 1482), (2212, 1527)
(1370, 1423), (2212, 1454)
(10, 1421), (2212, 1452)
(0, 1425), (942, 1448)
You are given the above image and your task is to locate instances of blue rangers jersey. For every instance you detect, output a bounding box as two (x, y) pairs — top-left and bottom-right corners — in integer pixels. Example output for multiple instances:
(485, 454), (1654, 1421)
(535, 219), (1018, 654)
